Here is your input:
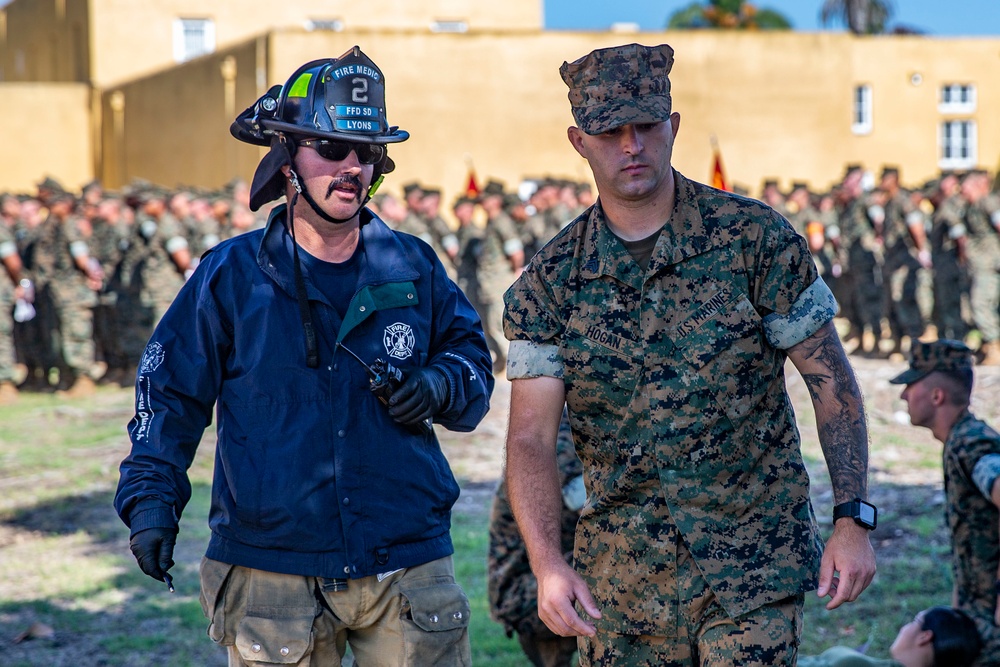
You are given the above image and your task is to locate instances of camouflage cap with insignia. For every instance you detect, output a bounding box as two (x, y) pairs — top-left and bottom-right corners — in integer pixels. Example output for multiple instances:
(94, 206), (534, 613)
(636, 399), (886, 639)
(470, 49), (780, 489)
(560, 43), (674, 135)
(889, 339), (974, 385)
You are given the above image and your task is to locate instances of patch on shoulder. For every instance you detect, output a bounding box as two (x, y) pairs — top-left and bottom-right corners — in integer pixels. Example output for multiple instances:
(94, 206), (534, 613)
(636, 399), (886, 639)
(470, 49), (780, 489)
(139, 342), (165, 375)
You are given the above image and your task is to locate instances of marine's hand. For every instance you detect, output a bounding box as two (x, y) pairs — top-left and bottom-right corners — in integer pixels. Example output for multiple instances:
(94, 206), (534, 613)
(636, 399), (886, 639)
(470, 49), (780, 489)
(535, 560), (601, 637)
(129, 527), (177, 582)
(817, 519), (876, 610)
(388, 366), (448, 425)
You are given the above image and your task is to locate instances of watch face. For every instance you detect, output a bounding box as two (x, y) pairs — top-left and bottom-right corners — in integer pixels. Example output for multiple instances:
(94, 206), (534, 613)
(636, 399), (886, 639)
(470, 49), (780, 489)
(859, 502), (877, 527)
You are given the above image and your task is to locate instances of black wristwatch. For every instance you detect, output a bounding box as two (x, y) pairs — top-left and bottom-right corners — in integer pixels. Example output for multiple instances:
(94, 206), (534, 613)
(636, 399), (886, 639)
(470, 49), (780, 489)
(833, 498), (877, 530)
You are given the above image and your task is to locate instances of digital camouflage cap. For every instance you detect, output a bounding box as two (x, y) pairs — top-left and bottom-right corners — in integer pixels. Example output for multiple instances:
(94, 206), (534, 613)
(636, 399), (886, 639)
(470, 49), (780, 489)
(889, 339), (974, 386)
(560, 43), (674, 135)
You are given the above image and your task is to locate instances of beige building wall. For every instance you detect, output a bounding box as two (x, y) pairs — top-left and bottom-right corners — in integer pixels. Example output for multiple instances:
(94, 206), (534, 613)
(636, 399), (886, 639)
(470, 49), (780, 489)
(97, 38), (265, 191)
(0, 0), (90, 82)
(0, 83), (93, 193)
(11, 27), (998, 211)
(1, 0), (541, 88)
(256, 30), (1000, 207)
(664, 31), (1000, 193)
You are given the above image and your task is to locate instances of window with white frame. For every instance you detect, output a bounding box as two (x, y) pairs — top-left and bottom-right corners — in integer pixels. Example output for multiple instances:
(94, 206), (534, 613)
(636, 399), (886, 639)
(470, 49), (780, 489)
(939, 84), (976, 114)
(173, 18), (215, 62)
(851, 84), (872, 135)
(939, 120), (977, 170)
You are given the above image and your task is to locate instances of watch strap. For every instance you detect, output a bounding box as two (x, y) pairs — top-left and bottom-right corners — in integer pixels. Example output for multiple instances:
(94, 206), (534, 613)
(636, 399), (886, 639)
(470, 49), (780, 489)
(833, 497), (877, 530)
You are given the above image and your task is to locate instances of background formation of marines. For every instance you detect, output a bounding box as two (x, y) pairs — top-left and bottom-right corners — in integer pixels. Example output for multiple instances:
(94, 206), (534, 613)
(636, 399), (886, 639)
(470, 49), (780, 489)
(0, 165), (998, 405)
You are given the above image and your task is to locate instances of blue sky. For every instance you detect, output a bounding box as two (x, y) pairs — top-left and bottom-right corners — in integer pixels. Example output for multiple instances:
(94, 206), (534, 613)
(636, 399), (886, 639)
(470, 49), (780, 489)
(544, 0), (1000, 36)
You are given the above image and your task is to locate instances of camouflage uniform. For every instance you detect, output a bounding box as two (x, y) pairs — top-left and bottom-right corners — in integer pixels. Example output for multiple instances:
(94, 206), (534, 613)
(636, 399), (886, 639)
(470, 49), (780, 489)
(423, 211), (459, 278)
(11, 213), (56, 385)
(943, 411), (1000, 665)
(488, 412), (582, 667)
(118, 209), (187, 366)
(964, 194), (1000, 346)
(89, 212), (129, 373)
(0, 224), (18, 385)
(839, 194), (884, 343)
(504, 172), (833, 657)
(455, 221), (485, 321)
(520, 209), (549, 261)
(34, 211), (99, 381)
(785, 200), (834, 277)
(798, 647), (900, 666)
(479, 207), (522, 368)
(889, 341), (1000, 665)
(544, 201), (574, 240)
(875, 190), (926, 341)
(929, 194), (969, 340)
(396, 209), (433, 245)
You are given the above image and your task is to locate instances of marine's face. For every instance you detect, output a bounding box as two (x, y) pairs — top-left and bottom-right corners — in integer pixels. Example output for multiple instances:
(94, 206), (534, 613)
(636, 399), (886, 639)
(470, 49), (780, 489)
(568, 114), (679, 204)
(889, 610), (928, 657)
(900, 376), (936, 428)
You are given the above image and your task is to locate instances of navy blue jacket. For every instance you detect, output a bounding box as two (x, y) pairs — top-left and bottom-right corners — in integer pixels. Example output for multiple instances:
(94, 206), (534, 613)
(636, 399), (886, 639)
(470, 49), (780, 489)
(115, 206), (493, 579)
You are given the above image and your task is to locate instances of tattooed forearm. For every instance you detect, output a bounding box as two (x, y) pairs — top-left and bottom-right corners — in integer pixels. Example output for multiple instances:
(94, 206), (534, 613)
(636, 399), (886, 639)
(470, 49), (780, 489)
(789, 322), (870, 502)
(801, 372), (830, 402)
(818, 392), (869, 502)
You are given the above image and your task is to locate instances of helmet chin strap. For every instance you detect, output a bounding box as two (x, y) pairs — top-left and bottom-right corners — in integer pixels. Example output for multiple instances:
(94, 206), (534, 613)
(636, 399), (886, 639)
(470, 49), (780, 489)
(288, 166), (370, 225)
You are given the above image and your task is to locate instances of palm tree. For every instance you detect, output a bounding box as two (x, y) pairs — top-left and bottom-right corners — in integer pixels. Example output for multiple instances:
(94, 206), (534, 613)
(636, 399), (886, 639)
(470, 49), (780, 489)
(668, 0), (791, 30)
(819, 0), (894, 35)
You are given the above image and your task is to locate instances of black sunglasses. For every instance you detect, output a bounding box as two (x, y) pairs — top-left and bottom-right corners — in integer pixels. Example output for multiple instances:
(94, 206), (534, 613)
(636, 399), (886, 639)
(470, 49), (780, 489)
(297, 139), (385, 165)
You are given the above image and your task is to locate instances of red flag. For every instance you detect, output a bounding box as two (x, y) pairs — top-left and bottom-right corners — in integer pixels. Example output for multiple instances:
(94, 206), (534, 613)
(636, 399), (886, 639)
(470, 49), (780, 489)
(465, 169), (481, 198)
(711, 147), (728, 191)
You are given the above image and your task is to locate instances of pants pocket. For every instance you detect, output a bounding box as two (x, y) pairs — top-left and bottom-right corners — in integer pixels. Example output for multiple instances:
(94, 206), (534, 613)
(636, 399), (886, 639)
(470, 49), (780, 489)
(235, 614), (315, 665)
(198, 557), (235, 643)
(397, 577), (472, 666)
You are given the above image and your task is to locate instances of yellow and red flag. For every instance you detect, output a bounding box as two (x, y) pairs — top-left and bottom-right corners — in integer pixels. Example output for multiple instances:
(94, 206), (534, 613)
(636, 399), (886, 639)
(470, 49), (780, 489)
(710, 136), (728, 191)
(464, 160), (481, 198)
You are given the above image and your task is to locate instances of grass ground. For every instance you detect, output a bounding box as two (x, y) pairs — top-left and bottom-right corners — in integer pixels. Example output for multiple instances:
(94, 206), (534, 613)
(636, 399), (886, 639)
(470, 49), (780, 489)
(1, 353), (998, 664)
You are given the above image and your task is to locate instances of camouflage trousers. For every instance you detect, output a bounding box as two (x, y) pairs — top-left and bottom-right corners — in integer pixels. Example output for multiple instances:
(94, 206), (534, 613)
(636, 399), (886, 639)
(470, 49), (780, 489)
(0, 299), (14, 383)
(94, 299), (128, 369)
(971, 610), (1000, 667)
(118, 292), (171, 367)
(49, 282), (95, 375)
(968, 261), (1000, 343)
(14, 282), (59, 373)
(845, 249), (883, 337)
(578, 540), (803, 667)
(479, 296), (510, 369)
(200, 555), (470, 667)
(932, 256), (970, 341)
(883, 257), (925, 340)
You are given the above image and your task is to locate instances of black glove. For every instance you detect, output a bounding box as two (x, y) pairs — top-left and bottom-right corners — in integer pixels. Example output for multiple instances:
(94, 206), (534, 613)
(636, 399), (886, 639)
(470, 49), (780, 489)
(387, 366), (449, 426)
(129, 527), (177, 582)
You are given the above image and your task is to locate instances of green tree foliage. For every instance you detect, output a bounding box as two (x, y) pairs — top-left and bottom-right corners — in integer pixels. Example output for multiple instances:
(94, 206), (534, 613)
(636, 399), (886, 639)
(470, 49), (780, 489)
(820, 0), (894, 34)
(667, 0), (792, 30)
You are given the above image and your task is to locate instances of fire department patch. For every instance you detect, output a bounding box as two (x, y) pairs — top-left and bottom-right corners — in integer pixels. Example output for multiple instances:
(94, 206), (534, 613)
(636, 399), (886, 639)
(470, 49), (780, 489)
(383, 322), (414, 361)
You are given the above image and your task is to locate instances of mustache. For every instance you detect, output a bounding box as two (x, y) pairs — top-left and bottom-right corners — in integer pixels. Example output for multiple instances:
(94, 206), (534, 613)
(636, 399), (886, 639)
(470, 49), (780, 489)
(326, 175), (364, 202)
